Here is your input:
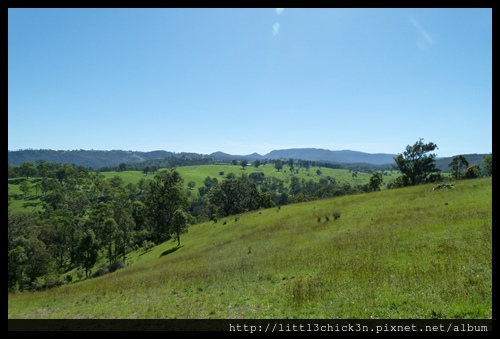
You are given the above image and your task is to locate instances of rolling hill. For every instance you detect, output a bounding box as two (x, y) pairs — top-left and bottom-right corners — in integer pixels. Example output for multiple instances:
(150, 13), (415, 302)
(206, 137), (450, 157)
(7, 177), (492, 322)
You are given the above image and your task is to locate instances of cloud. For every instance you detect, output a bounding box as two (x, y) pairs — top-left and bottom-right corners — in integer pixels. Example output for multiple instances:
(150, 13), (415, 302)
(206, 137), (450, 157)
(275, 8), (284, 15)
(273, 22), (280, 36)
(409, 16), (434, 50)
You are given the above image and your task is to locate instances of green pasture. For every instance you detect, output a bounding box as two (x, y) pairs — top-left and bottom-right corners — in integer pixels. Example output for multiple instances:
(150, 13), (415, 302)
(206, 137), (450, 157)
(8, 178), (42, 213)
(102, 165), (400, 191)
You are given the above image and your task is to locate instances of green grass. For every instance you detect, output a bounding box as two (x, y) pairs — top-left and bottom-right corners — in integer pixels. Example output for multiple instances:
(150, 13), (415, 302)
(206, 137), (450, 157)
(7, 178), (43, 213)
(8, 177), (491, 319)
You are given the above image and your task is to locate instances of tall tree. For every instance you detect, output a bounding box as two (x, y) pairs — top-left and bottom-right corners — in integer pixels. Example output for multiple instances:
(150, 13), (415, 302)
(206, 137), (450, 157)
(36, 160), (52, 179)
(171, 208), (190, 246)
(102, 218), (118, 265)
(449, 155), (469, 180)
(274, 159), (284, 172)
(144, 168), (189, 243)
(16, 236), (52, 287)
(55, 163), (75, 185)
(88, 202), (113, 240)
(368, 171), (384, 191)
(208, 173), (261, 217)
(8, 211), (40, 290)
(113, 206), (135, 262)
(393, 138), (440, 186)
(77, 230), (100, 278)
(240, 159), (248, 169)
(40, 211), (73, 268)
(19, 162), (37, 179)
(482, 155), (492, 176)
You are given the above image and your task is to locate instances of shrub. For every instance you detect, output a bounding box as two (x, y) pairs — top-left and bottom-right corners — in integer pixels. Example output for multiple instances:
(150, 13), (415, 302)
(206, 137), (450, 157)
(32, 274), (65, 291)
(76, 268), (84, 281)
(142, 240), (155, 251)
(109, 260), (126, 273)
(332, 211), (341, 220)
(92, 267), (109, 278)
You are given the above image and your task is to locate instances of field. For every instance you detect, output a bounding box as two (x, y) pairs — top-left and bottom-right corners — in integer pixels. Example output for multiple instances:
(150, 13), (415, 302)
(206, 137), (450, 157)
(8, 165), (401, 214)
(102, 164), (399, 189)
(8, 177), (492, 320)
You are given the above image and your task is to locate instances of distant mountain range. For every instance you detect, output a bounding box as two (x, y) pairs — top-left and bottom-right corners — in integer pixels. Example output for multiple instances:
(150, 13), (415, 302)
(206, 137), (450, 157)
(209, 148), (396, 165)
(7, 148), (490, 173)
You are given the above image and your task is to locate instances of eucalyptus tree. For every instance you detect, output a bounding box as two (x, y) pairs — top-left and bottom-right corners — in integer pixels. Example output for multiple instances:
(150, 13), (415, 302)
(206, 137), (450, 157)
(171, 208), (190, 246)
(39, 211), (73, 268)
(449, 155), (469, 180)
(102, 218), (118, 265)
(393, 138), (441, 186)
(8, 211), (40, 290)
(36, 159), (52, 179)
(143, 168), (190, 244)
(77, 229), (100, 278)
(19, 162), (37, 179)
(113, 208), (135, 261)
(482, 155), (492, 176)
(274, 159), (284, 172)
(208, 173), (261, 217)
(240, 159), (248, 169)
(55, 163), (75, 185)
(368, 171), (384, 191)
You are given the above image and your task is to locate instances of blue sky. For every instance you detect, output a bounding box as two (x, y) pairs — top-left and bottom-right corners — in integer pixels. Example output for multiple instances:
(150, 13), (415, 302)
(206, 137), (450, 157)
(8, 8), (492, 157)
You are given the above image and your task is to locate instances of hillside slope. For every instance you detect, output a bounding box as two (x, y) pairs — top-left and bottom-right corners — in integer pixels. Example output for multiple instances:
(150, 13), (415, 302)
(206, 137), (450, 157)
(8, 177), (492, 322)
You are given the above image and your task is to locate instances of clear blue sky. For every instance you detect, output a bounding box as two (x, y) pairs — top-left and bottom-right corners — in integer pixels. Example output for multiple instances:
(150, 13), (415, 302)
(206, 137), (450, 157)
(8, 8), (492, 157)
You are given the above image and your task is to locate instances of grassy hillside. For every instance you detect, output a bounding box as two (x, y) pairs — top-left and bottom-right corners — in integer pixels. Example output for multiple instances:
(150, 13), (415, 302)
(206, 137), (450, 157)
(8, 177), (491, 319)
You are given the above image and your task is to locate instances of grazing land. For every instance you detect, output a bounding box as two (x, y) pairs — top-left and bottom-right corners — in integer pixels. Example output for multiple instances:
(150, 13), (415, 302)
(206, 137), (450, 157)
(102, 165), (399, 190)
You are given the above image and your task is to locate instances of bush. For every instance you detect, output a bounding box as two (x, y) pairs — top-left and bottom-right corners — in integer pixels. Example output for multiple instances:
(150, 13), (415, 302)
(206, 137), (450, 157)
(90, 260), (126, 279)
(386, 176), (405, 189)
(109, 260), (126, 273)
(76, 268), (84, 281)
(332, 211), (341, 220)
(142, 240), (155, 251)
(31, 274), (65, 291)
(92, 266), (109, 278)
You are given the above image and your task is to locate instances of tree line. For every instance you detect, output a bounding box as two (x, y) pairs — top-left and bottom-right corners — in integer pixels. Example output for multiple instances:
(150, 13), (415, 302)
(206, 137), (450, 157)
(8, 139), (491, 292)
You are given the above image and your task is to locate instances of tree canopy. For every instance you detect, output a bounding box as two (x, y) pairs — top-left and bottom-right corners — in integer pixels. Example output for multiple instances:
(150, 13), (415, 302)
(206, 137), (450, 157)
(393, 138), (441, 186)
(143, 168), (189, 244)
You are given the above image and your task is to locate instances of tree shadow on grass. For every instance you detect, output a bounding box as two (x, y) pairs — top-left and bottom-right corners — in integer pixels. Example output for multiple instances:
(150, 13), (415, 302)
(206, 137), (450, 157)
(160, 245), (183, 257)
